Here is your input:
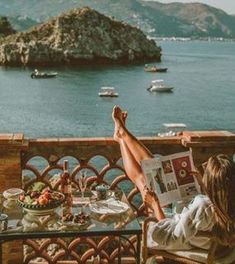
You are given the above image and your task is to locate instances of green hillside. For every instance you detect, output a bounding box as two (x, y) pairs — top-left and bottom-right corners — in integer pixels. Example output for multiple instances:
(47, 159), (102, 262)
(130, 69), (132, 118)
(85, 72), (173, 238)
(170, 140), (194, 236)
(0, 0), (235, 38)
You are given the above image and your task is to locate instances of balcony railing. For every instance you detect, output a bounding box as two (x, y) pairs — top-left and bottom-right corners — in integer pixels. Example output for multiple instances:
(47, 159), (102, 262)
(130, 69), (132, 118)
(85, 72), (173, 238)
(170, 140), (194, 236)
(1, 130), (235, 264)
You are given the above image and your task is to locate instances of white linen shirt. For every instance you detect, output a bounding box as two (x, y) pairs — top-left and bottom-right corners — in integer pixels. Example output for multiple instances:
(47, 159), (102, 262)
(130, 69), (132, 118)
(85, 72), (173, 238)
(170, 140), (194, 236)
(148, 194), (215, 250)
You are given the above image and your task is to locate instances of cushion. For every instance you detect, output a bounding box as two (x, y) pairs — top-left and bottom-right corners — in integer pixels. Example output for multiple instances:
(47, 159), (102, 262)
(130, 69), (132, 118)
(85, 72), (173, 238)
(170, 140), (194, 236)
(165, 247), (235, 264)
(167, 248), (208, 263)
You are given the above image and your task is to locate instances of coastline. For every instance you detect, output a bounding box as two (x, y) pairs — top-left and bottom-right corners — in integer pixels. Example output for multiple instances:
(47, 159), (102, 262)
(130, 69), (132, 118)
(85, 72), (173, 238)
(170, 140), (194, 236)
(148, 36), (235, 42)
(0, 41), (235, 138)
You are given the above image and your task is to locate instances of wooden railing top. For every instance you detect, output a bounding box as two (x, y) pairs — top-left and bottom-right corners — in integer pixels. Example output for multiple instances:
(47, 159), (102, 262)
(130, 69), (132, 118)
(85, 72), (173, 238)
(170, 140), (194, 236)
(0, 130), (235, 148)
(28, 136), (182, 146)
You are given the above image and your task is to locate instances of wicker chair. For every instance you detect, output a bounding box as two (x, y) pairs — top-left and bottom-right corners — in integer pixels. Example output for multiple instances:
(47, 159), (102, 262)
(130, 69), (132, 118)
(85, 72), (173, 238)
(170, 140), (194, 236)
(142, 217), (235, 264)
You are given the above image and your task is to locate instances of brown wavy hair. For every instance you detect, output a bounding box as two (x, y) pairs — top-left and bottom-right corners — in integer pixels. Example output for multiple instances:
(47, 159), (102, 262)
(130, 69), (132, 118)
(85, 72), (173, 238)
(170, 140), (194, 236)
(202, 154), (235, 243)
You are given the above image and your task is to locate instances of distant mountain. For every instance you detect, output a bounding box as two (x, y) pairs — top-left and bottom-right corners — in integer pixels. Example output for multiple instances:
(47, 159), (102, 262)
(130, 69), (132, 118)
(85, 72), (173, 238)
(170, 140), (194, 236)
(8, 16), (38, 32)
(142, 1), (235, 37)
(0, 0), (235, 38)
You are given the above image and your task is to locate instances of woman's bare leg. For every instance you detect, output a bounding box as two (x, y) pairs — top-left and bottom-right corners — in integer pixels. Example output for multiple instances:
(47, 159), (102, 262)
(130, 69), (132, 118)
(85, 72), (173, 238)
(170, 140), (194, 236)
(112, 105), (154, 196)
(119, 139), (147, 198)
(112, 105), (153, 165)
(112, 106), (165, 219)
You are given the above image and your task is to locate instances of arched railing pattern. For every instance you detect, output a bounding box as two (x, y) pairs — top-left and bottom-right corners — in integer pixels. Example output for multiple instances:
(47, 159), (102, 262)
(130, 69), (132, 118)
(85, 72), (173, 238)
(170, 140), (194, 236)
(21, 139), (146, 263)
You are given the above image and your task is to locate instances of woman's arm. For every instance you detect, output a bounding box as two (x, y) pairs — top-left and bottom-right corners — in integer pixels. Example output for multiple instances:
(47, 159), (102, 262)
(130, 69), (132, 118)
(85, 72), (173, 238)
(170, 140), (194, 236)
(150, 195), (214, 250)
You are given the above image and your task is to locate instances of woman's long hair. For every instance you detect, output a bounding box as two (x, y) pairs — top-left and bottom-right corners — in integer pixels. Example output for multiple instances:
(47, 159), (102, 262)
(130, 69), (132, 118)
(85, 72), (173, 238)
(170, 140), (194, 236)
(202, 154), (235, 244)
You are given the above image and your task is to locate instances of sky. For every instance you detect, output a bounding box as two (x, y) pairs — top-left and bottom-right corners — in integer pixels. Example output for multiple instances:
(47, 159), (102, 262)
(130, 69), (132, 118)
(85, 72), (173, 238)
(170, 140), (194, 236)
(157, 0), (235, 14)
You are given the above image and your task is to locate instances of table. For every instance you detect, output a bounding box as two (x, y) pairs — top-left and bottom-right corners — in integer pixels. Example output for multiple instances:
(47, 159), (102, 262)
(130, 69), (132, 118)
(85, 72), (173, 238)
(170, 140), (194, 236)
(0, 191), (142, 264)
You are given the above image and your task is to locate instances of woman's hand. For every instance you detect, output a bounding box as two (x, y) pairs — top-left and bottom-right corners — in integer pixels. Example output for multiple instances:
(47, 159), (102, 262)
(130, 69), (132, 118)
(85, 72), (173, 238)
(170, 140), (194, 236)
(190, 170), (204, 192)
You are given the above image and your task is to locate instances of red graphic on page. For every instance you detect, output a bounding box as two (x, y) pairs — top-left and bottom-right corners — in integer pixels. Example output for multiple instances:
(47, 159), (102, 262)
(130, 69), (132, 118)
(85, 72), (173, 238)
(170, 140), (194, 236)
(172, 156), (193, 186)
(162, 160), (173, 174)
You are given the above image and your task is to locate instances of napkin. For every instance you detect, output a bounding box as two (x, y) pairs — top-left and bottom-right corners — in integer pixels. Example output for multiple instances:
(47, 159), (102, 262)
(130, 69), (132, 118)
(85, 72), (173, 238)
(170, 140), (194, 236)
(90, 198), (129, 214)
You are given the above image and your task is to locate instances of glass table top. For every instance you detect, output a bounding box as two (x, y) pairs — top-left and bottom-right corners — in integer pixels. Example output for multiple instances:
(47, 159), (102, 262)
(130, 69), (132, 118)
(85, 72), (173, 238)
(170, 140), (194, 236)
(0, 191), (142, 240)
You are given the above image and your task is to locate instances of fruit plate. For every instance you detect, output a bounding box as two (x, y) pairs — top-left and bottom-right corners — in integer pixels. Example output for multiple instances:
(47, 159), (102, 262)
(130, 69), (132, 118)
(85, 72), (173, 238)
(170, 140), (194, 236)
(60, 213), (92, 230)
(17, 192), (65, 215)
(61, 218), (92, 230)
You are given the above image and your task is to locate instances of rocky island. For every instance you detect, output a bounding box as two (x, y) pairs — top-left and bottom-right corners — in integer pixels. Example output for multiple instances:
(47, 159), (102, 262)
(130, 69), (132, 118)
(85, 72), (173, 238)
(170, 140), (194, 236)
(0, 7), (161, 66)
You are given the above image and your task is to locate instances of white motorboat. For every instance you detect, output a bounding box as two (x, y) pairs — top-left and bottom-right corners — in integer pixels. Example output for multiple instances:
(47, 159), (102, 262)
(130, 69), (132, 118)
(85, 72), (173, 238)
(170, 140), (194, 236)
(31, 69), (58, 79)
(147, 79), (174, 92)
(98, 87), (119, 97)
(158, 123), (187, 137)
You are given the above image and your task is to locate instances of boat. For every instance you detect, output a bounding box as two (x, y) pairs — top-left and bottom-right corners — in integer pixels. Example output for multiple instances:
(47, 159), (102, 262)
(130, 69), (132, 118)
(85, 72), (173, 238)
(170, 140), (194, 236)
(144, 65), (168, 73)
(31, 69), (58, 79)
(147, 79), (174, 93)
(98, 87), (119, 97)
(158, 123), (187, 137)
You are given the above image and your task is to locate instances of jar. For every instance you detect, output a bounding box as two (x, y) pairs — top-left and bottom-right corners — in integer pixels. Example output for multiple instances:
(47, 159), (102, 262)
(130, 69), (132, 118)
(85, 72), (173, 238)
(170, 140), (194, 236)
(0, 213), (8, 232)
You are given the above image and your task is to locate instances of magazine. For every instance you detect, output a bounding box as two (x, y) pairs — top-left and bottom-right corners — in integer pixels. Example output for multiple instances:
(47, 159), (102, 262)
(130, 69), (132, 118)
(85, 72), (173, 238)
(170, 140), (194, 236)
(141, 151), (199, 206)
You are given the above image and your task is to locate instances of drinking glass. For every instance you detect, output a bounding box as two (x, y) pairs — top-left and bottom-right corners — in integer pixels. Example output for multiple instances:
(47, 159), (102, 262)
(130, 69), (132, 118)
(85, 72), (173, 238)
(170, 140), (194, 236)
(78, 172), (88, 204)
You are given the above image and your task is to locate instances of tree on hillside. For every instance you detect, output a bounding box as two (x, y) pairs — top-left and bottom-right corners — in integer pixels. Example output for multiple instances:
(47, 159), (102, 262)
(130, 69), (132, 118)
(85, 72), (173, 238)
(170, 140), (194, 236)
(0, 16), (16, 36)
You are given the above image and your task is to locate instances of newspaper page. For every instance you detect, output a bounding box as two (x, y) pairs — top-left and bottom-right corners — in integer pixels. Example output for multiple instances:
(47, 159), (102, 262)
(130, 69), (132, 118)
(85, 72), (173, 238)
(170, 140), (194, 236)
(141, 151), (199, 206)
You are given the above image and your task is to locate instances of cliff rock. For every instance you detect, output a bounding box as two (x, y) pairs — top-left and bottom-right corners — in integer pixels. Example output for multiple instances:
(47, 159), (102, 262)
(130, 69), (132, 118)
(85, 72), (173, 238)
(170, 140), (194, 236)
(0, 7), (161, 66)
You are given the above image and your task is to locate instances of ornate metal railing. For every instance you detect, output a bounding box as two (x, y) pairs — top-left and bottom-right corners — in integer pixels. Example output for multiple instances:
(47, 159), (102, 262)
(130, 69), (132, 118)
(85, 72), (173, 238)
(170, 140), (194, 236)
(20, 138), (145, 264)
(21, 138), (147, 217)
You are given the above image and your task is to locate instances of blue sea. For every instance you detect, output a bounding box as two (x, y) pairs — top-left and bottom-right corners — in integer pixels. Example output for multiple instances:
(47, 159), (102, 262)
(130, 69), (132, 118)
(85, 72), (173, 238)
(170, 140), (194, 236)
(0, 41), (235, 138)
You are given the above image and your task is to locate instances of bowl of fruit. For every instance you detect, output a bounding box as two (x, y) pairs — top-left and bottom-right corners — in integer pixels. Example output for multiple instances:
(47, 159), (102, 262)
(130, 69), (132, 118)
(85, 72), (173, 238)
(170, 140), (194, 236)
(17, 182), (65, 215)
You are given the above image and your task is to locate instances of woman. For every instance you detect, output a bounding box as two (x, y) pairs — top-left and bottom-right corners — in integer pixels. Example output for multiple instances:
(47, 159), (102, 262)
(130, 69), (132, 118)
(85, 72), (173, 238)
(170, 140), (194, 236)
(112, 105), (235, 250)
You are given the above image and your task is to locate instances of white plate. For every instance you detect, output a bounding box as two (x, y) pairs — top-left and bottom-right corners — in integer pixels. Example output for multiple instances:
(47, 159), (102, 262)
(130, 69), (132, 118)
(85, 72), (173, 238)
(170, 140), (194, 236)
(89, 198), (129, 215)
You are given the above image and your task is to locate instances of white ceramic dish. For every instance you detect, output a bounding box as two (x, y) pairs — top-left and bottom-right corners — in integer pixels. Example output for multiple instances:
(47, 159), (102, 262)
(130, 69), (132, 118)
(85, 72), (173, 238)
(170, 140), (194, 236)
(3, 188), (24, 200)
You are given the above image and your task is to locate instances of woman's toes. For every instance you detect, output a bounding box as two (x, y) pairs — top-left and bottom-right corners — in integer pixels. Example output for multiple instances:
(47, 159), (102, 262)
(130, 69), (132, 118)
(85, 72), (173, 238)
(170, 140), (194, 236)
(122, 111), (128, 124)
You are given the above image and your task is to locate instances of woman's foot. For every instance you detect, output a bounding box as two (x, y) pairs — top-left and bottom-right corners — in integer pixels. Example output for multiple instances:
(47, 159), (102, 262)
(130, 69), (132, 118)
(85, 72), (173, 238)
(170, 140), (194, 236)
(112, 105), (127, 142)
(122, 111), (128, 124)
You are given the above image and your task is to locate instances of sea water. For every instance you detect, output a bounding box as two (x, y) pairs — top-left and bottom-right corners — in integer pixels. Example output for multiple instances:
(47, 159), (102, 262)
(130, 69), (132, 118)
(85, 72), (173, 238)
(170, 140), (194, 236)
(0, 40), (234, 138)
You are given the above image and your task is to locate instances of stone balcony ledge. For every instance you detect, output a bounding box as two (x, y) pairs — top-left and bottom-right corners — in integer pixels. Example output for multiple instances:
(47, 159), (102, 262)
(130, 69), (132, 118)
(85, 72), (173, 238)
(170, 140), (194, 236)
(181, 130), (235, 147)
(1, 130), (234, 147)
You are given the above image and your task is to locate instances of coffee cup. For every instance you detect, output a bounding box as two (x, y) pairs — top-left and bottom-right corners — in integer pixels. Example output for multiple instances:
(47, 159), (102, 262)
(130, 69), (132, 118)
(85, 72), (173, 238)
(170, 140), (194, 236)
(95, 184), (109, 200)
